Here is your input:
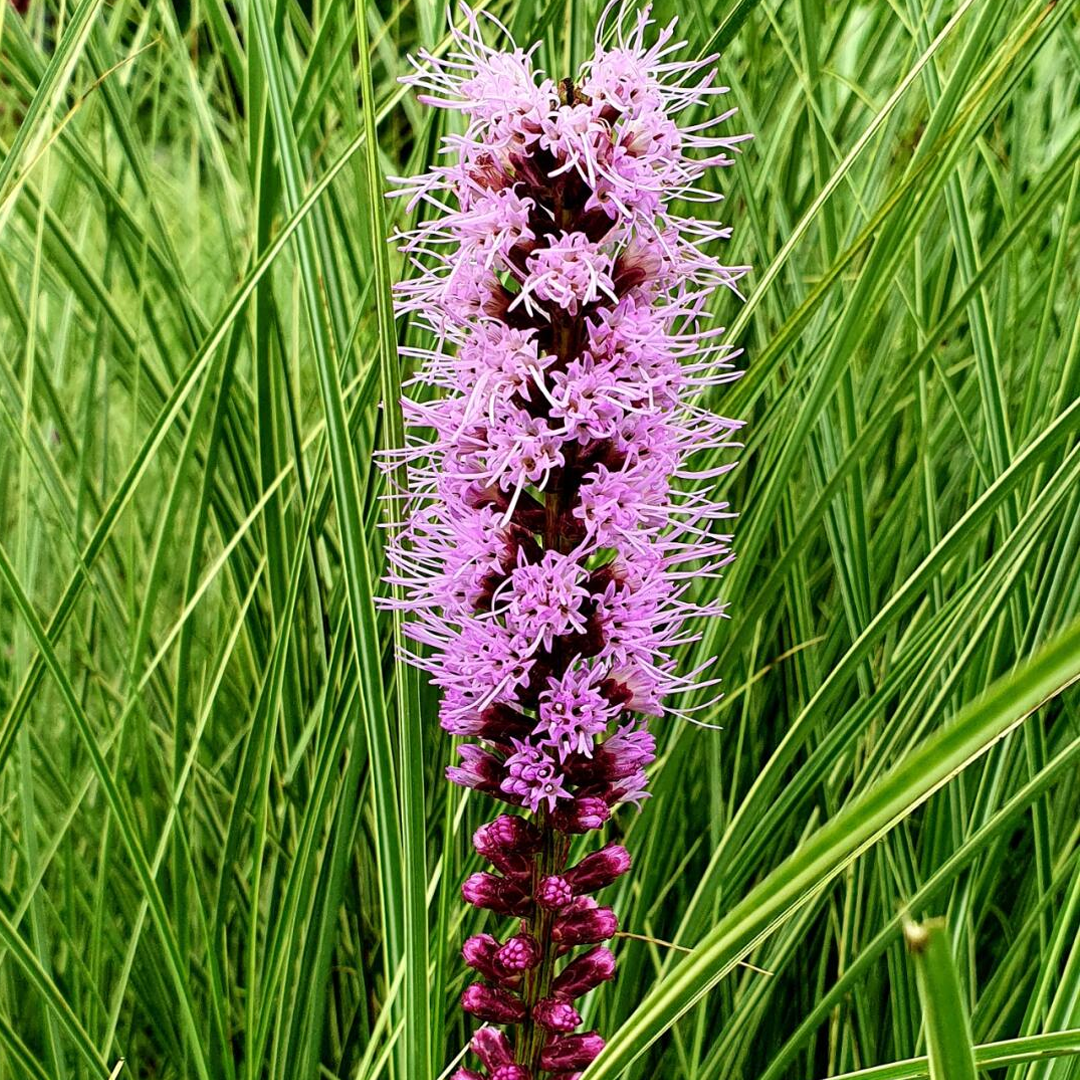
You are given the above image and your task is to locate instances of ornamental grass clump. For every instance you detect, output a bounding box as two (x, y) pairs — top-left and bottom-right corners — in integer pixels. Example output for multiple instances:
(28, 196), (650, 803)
(385, 5), (748, 1075)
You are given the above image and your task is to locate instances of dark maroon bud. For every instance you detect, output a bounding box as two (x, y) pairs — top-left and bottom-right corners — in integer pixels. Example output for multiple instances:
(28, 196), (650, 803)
(479, 845), (535, 879)
(612, 238), (664, 296)
(491, 850), (535, 879)
(485, 813), (543, 852)
(552, 505), (588, 547)
(462, 872), (532, 916)
(501, 526), (543, 573)
(445, 703), (535, 740)
(462, 933), (502, 981)
(552, 795), (611, 833)
(470, 570), (505, 613)
(535, 875), (573, 910)
(604, 771), (648, 807)
(564, 611), (606, 660)
(447, 744), (506, 797)
(461, 984), (527, 1024)
(586, 565), (618, 594)
(463, 482), (505, 511)
(551, 897), (618, 946)
(578, 206), (620, 245)
(477, 704), (537, 742)
(471, 1025), (514, 1070)
(474, 816), (542, 877)
(509, 494), (546, 532)
(564, 729), (655, 784)
(467, 149), (511, 191)
(560, 756), (602, 784)
(522, 658), (554, 702)
(508, 150), (546, 189)
(550, 946), (617, 1000)
(461, 871), (504, 910)
(496, 934), (542, 972)
(490, 1067), (532, 1080)
(563, 843), (631, 895)
(451, 1070), (485, 1080)
(540, 1032), (605, 1071)
(484, 279), (516, 322)
(559, 756), (608, 785)
(532, 997), (582, 1033)
(598, 677), (633, 708)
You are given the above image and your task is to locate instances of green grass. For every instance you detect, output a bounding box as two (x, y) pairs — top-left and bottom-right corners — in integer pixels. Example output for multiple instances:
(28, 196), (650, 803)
(1, 0), (1079, 1078)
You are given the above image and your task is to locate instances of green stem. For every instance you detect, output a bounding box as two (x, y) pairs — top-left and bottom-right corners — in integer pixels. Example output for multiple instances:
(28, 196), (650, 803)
(518, 816), (571, 1070)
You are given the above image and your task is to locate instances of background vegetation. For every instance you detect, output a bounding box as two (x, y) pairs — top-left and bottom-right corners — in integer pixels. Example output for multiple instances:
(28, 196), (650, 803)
(1, 0), (1079, 1077)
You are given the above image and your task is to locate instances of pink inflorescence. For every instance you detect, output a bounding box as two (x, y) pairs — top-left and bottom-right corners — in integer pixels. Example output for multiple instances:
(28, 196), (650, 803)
(385, 3), (747, 1075)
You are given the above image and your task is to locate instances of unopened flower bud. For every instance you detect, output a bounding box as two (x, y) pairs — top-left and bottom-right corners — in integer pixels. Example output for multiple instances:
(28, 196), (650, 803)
(471, 1026), (514, 1070)
(446, 745), (507, 798)
(551, 897), (618, 946)
(563, 843), (631, 894)
(535, 875), (573, 910)
(462, 933), (501, 981)
(483, 704), (538, 741)
(565, 724), (655, 784)
(496, 934), (542, 972)
(441, 703), (535, 741)
(491, 1067), (532, 1080)
(540, 1032), (605, 1071)
(482, 813), (543, 852)
(552, 795), (611, 833)
(486, 848), (535, 879)
(462, 872), (531, 916)
(550, 946), (617, 999)
(461, 984), (527, 1024)
(532, 997), (582, 1033)
(473, 816), (540, 877)
(450, 1070), (484, 1080)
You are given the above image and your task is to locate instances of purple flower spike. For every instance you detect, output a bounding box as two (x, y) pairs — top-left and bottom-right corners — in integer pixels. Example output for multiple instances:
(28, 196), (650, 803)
(451, 1069), (485, 1080)
(462, 984), (528, 1025)
(533, 997), (583, 1033)
(540, 1032), (606, 1071)
(384, 2), (747, 1072)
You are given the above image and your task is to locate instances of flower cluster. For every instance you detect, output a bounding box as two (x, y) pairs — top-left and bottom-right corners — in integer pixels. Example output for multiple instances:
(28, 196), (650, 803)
(385, 4), (746, 1075)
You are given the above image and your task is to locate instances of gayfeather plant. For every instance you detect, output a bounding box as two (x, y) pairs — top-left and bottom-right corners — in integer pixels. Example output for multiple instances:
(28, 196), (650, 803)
(384, 5), (748, 1075)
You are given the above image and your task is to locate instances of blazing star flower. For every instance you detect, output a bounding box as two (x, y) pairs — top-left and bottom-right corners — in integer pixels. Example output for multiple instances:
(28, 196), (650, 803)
(384, 3), (747, 1074)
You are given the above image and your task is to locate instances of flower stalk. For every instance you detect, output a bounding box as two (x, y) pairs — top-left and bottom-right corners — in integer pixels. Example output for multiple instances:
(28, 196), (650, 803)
(384, 5), (748, 1075)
